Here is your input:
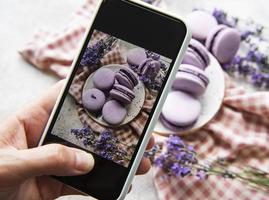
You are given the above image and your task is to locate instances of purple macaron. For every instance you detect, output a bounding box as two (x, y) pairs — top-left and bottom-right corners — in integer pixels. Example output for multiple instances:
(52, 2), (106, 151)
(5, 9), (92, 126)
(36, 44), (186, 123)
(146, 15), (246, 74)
(82, 88), (106, 113)
(205, 25), (241, 64)
(102, 100), (127, 125)
(126, 48), (147, 69)
(172, 64), (209, 96)
(161, 91), (201, 130)
(186, 10), (218, 41)
(115, 67), (139, 90)
(182, 39), (210, 70)
(93, 68), (115, 91)
(138, 58), (161, 80)
(110, 84), (135, 104)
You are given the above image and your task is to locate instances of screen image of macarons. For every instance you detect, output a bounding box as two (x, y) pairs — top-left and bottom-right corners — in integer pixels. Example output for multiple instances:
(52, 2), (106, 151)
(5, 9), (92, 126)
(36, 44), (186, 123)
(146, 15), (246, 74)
(50, 30), (172, 167)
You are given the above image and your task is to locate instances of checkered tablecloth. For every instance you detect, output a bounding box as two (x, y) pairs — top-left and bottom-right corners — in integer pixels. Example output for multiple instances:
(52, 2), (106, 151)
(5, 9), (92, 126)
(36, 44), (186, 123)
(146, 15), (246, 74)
(20, 0), (269, 199)
(153, 75), (269, 200)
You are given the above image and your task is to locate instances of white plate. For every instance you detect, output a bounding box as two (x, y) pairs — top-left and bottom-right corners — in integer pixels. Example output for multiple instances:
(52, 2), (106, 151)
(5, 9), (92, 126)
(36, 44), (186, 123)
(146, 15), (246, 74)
(83, 64), (145, 127)
(154, 54), (225, 136)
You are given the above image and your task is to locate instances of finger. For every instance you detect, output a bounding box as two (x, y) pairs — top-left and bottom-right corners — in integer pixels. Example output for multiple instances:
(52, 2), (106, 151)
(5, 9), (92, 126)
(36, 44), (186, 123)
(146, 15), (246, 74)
(146, 136), (155, 150)
(17, 144), (94, 179)
(128, 185), (132, 193)
(16, 80), (64, 147)
(134, 136), (154, 175)
(136, 157), (151, 175)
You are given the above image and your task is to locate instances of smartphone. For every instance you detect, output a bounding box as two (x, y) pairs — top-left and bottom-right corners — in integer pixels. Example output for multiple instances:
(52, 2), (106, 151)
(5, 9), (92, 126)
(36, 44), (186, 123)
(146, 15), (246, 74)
(39, 0), (190, 199)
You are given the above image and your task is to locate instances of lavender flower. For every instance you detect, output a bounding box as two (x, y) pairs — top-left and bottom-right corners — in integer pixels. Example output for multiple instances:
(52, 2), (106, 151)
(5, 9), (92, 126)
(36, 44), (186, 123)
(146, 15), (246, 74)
(80, 36), (117, 67)
(251, 72), (264, 87)
(71, 126), (130, 165)
(241, 30), (254, 40)
(146, 135), (269, 191)
(223, 50), (269, 88)
(71, 125), (96, 146)
(212, 8), (238, 27)
(153, 135), (197, 177)
(209, 8), (269, 89)
(196, 169), (208, 180)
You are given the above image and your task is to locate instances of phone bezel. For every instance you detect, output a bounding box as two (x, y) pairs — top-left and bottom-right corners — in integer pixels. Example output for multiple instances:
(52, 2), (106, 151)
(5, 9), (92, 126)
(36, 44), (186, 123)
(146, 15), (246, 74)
(38, 0), (191, 199)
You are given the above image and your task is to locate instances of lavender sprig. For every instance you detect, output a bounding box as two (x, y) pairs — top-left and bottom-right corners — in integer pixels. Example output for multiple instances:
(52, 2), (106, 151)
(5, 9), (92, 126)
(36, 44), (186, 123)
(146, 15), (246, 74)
(212, 8), (238, 27)
(71, 125), (131, 165)
(208, 8), (269, 89)
(146, 135), (269, 191)
(223, 53), (269, 89)
(71, 125), (96, 146)
(80, 36), (117, 67)
(94, 130), (130, 163)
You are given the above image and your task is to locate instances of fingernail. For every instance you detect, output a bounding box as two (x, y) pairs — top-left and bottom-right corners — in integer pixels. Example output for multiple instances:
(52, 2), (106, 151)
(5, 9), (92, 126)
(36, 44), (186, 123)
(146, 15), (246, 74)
(75, 151), (94, 172)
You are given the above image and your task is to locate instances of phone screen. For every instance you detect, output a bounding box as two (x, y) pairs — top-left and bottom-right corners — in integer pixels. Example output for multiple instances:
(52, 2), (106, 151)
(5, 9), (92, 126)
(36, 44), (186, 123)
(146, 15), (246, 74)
(41, 0), (187, 199)
(50, 29), (172, 168)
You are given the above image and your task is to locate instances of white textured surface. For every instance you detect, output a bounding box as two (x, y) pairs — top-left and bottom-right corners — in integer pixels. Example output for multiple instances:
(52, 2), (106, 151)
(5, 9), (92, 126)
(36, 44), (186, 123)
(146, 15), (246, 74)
(0, 0), (267, 200)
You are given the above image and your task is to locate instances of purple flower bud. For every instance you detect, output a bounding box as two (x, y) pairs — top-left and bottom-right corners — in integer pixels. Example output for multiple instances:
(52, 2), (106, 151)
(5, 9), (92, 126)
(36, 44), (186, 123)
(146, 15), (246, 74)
(241, 30), (253, 40)
(196, 169), (207, 180)
(251, 72), (264, 87)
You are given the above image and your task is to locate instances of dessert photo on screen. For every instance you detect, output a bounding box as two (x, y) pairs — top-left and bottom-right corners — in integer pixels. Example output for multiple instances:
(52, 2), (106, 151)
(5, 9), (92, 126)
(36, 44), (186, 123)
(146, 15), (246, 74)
(51, 30), (172, 167)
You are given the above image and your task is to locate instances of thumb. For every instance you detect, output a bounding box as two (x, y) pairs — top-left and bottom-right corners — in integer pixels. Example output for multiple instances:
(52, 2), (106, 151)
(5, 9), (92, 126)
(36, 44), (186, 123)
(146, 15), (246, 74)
(17, 144), (94, 178)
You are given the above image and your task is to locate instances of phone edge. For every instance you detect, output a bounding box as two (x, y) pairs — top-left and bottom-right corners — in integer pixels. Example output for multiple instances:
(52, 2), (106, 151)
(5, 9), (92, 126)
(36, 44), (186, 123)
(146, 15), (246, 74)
(117, 1), (192, 199)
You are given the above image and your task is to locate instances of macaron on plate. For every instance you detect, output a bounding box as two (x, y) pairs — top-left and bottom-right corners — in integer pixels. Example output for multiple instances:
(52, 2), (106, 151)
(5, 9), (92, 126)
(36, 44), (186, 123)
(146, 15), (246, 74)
(83, 64), (145, 127)
(154, 54), (225, 136)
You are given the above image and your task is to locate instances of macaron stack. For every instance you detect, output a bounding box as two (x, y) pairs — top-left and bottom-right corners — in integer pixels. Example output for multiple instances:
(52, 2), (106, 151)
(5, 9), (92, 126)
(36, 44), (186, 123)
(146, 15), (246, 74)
(126, 48), (161, 82)
(186, 10), (240, 64)
(126, 48), (147, 70)
(159, 10), (241, 131)
(160, 39), (210, 131)
(82, 66), (139, 126)
(138, 58), (161, 80)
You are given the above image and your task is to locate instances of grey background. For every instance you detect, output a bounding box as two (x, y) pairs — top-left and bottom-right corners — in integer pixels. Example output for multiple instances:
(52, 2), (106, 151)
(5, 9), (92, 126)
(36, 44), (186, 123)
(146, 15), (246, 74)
(0, 0), (268, 199)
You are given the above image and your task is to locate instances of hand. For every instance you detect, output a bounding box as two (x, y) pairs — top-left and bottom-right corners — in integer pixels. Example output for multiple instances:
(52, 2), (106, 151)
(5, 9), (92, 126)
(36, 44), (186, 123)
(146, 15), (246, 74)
(0, 80), (154, 200)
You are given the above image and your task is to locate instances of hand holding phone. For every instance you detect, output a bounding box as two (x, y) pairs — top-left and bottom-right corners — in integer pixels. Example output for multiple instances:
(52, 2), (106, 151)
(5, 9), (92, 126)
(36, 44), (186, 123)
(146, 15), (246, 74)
(39, 0), (190, 199)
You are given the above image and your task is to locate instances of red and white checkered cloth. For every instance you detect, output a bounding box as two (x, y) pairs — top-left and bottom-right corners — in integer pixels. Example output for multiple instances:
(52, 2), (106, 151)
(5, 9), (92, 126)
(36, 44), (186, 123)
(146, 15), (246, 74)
(20, 0), (99, 78)
(20, 0), (269, 199)
(153, 75), (269, 200)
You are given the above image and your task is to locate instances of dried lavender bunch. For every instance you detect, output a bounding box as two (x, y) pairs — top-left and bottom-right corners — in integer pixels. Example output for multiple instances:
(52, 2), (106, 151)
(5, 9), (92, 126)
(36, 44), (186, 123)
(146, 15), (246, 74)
(71, 125), (130, 165)
(71, 125), (96, 147)
(94, 130), (130, 164)
(153, 135), (198, 177)
(223, 53), (269, 89)
(146, 135), (269, 191)
(80, 35), (117, 67)
(209, 8), (269, 89)
(212, 8), (238, 27)
(212, 8), (264, 41)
